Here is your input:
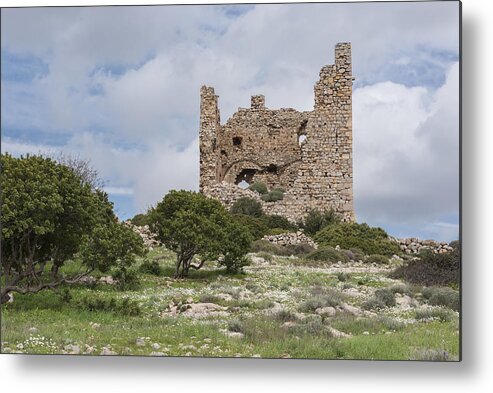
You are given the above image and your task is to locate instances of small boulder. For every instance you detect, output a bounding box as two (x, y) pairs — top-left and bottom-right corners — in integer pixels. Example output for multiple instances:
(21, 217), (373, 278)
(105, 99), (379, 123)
(315, 306), (336, 317)
(150, 352), (167, 357)
(64, 344), (81, 355)
(100, 347), (117, 356)
(340, 303), (362, 316)
(99, 276), (115, 285)
(326, 326), (350, 338)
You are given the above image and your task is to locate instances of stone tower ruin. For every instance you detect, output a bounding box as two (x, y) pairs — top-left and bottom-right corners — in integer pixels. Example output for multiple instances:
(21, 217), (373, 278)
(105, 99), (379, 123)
(199, 43), (355, 222)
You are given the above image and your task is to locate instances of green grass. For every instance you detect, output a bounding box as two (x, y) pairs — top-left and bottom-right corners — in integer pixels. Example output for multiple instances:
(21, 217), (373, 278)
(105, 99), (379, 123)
(1, 246), (460, 360)
(330, 314), (405, 335)
(334, 322), (459, 360)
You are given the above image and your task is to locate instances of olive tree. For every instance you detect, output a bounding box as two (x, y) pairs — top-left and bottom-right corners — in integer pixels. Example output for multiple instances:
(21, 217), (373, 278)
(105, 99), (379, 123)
(149, 190), (251, 278)
(0, 154), (144, 303)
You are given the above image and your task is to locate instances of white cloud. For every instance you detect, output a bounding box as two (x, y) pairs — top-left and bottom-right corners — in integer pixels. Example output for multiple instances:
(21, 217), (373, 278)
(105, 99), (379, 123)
(1, 137), (60, 156)
(62, 132), (199, 212)
(103, 186), (134, 196)
(353, 62), (459, 229)
(1, 3), (460, 239)
(423, 222), (460, 243)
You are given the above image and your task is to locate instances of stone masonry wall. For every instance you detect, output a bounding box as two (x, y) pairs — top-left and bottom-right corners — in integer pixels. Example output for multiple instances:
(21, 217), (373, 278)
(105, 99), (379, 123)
(199, 43), (354, 223)
(389, 237), (454, 255)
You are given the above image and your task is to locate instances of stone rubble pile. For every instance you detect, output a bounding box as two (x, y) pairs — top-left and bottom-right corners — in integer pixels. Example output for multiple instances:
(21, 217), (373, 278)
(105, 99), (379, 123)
(202, 181), (262, 209)
(389, 237), (454, 254)
(261, 231), (318, 249)
(123, 221), (161, 249)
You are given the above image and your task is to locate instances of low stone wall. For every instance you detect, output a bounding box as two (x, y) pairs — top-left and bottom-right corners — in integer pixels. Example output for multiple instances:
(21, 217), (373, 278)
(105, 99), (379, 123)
(123, 221), (161, 249)
(389, 237), (453, 254)
(261, 231), (318, 249)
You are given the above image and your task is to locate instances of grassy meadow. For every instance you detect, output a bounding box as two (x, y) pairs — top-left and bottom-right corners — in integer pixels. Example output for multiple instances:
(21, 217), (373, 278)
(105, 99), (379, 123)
(1, 246), (460, 360)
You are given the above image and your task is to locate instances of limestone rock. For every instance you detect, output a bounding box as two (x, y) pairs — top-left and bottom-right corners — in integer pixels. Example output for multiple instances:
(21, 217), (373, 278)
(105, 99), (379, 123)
(326, 326), (350, 338)
(64, 344), (80, 355)
(163, 300), (228, 319)
(315, 306), (336, 317)
(100, 347), (117, 356)
(339, 303), (362, 316)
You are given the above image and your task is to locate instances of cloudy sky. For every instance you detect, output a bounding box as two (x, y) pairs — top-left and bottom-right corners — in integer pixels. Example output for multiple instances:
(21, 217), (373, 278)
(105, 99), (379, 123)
(1, 1), (460, 241)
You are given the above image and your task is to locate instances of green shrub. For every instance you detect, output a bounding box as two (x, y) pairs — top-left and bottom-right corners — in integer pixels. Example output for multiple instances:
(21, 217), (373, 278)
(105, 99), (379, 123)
(75, 296), (141, 316)
(306, 247), (349, 264)
(378, 315), (406, 331)
(245, 283), (261, 293)
(257, 251), (273, 262)
(415, 307), (454, 322)
(421, 287), (436, 299)
(299, 289), (346, 312)
(350, 248), (365, 261)
(139, 259), (162, 276)
(251, 239), (313, 257)
(361, 297), (386, 311)
(299, 296), (340, 312)
(233, 214), (268, 240)
(262, 214), (298, 231)
(230, 197), (263, 217)
(266, 228), (289, 236)
(390, 246), (460, 286)
(389, 284), (415, 297)
(299, 208), (341, 236)
(112, 267), (140, 291)
(362, 288), (396, 310)
(0, 153), (145, 303)
(429, 290), (460, 311)
(251, 239), (283, 254)
(57, 288), (73, 304)
(374, 288), (396, 307)
(285, 243), (316, 256)
(422, 287), (459, 311)
(261, 189), (284, 202)
(410, 348), (450, 361)
(291, 320), (331, 338)
(130, 213), (150, 227)
(199, 294), (221, 303)
(337, 272), (350, 282)
(341, 249), (356, 261)
(365, 254), (390, 265)
(449, 240), (460, 252)
(220, 254), (251, 274)
(228, 319), (244, 333)
(273, 309), (298, 322)
(248, 181), (268, 195)
(149, 190), (251, 278)
(314, 222), (401, 256)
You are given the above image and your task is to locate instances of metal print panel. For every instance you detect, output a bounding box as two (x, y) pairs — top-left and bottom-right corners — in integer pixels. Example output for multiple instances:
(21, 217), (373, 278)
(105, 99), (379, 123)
(0, 1), (461, 361)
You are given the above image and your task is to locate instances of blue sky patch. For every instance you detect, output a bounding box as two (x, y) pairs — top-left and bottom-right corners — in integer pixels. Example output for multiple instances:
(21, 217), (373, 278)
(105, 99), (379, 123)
(355, 46), (458, 89)
(1, 50), (49, 83)
(221, 4), (255, 18)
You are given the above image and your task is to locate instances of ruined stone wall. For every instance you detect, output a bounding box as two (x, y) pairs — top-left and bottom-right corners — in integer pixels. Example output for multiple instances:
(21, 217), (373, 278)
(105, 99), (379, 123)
(200, 43), (355, 223)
